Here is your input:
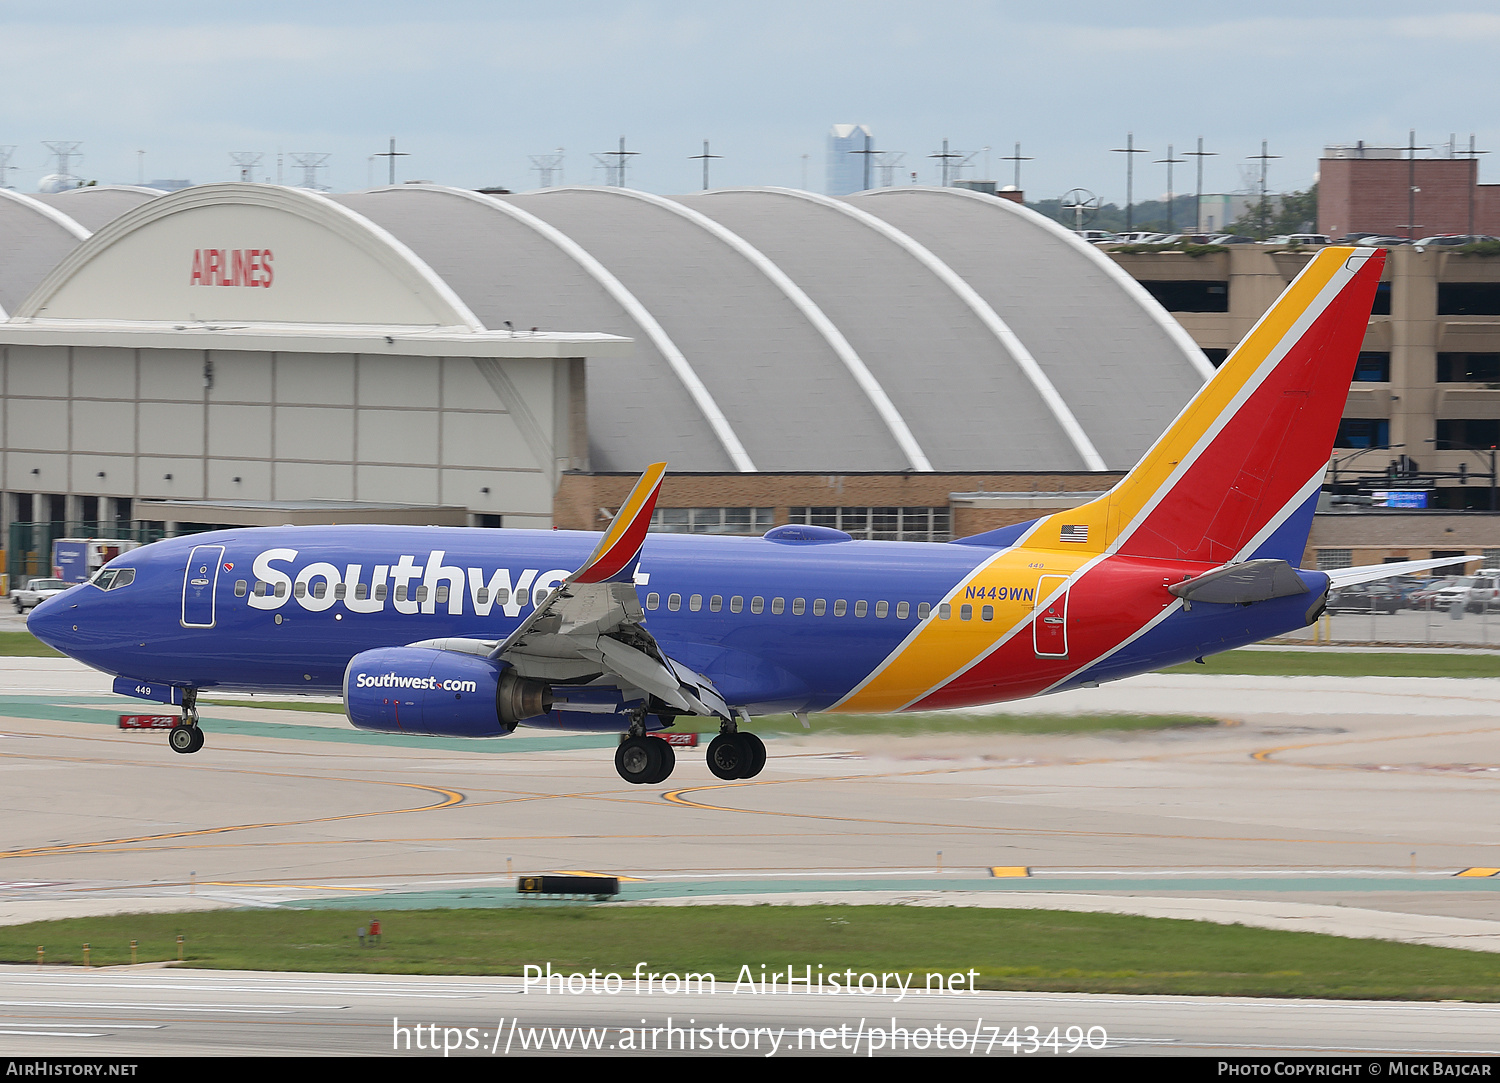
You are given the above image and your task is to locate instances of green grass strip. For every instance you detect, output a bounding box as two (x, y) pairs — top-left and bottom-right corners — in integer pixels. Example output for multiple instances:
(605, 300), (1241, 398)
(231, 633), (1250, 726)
(1162, 649), (1500, 679)
(670, 713), (1217, 735)
(9, 906), (1500, 1001)
(0, 631), (62, 657)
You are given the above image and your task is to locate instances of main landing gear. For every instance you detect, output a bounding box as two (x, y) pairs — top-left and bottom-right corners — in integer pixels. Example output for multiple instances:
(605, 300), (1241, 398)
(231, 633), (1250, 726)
(168, 690), (204, 755)
(706, 730), (765, 780)
(613, 710), (766, 784)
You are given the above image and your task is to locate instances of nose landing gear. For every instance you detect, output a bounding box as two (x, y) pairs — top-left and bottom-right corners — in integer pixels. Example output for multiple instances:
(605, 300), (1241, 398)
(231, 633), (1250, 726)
(168, 690), (204, 755)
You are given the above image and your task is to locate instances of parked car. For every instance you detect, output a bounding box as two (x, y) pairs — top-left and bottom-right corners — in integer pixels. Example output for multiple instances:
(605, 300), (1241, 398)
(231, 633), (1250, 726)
(1208, 234), (1258, 244)
(1408, 576), (1466, 607)
(1075, 230), (1121, 243)
(1465, 573), (1500, 613)
(1327, 583), (1404, 613)
(12, 578), (71, 613)
(1413, 234), (1498, 248)
(1269, 234), (1332, 246)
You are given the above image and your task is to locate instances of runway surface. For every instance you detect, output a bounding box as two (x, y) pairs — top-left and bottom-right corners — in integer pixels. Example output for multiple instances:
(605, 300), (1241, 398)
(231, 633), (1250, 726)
(2, 654), (1500, 1055)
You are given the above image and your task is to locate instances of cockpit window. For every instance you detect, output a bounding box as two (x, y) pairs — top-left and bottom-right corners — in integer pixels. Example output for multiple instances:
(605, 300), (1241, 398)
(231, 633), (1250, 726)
(91, 567), (135, 591)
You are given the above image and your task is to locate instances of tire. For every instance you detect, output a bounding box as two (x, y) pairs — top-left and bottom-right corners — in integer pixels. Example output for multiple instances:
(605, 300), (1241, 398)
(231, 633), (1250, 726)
(706, 733), (743, 780)
(169, 725), (201, 754)
(738, 732), (767, 779)
(649, 738), (676, 784)
(615, 735), (664, 784)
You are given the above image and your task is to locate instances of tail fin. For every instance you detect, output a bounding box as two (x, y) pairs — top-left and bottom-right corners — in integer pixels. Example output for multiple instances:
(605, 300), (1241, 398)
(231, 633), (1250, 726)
(572, 461), (666, 584)
(1027, 245), (1385, 565)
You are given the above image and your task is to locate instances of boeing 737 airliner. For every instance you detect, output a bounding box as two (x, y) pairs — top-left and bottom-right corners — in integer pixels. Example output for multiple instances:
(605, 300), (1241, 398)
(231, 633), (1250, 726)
(29, 246), (1445, 784)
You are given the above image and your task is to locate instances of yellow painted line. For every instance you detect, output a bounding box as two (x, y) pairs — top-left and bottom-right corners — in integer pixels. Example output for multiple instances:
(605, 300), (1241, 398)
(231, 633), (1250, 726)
(990, 866), (1030, 878)
(1456, 868), (1500, 878)
(0, 766), (463, 861)
(550, 870), (646, 882)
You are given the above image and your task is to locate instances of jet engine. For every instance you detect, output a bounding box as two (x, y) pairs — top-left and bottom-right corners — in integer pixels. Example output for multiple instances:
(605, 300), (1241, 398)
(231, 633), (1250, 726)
(343, 646), (551, 737)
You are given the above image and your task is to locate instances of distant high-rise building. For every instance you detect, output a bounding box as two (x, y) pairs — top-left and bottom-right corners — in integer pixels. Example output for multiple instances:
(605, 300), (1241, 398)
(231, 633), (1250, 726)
(827, 124), (873, 196)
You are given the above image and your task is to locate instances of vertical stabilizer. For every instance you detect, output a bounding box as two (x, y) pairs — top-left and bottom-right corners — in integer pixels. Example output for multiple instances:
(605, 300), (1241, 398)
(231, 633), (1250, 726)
(1026, 246), (1385, 565)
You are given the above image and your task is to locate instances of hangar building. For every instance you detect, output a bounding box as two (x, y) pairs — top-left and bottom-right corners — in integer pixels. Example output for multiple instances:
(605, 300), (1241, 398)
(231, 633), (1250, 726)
(0, 181), (1211, 576)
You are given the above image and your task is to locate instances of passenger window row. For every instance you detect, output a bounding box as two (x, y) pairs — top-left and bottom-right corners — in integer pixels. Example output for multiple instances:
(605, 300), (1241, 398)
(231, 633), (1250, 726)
(237, 580), (531, 606)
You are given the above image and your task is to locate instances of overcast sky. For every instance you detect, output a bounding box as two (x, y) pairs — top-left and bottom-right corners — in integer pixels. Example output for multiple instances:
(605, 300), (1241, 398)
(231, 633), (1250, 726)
(3, 1), (1499, 202)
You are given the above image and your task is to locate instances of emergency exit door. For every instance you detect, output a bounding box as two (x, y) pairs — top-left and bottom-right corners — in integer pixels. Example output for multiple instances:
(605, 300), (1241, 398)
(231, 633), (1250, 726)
(1033, 575), (1069, 658)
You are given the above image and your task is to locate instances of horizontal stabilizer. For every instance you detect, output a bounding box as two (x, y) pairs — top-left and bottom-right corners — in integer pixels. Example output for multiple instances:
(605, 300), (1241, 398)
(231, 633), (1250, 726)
(1327, 555), (1482, 590)
(1168, 559), (1309, 605)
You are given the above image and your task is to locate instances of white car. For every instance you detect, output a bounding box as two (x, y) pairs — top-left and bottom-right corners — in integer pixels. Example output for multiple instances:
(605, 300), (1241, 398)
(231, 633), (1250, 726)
(13, 578), (72, 612)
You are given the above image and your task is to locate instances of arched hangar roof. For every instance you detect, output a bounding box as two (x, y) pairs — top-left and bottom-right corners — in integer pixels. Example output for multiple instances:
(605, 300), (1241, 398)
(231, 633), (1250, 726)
(335, 184), (1210, 473)
(6, 181), (1211, 475)
(0, 189), (89, 316)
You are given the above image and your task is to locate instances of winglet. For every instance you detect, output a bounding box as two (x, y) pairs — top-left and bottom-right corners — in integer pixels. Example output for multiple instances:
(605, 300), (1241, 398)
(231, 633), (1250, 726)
(573, 462), (666, 584)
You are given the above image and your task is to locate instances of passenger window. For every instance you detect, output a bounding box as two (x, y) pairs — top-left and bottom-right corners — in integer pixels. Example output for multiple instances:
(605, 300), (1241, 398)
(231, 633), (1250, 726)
(234, 580), (247, 597)
(515, 588), (529, 606)
(395, 585), (407, 601)
(415, 586), (428, 602)
(981, 604), (994, 621)
(710, 595), (723, 612)
(854, 600), (867, 617)
(253, 581), (267, 597)
(897, 601), (909, 619)
(356, 583), (369, 600)
(668, 593), (682, 611)
(730, 596), (744, 613)
(960, 604), (973, 621)
(772, 597), (785, 615)
(834, 600), (847, 617)
(793, 598), (806, 615)
(294, 582), (307, 598)
(751, 596), (764, 614)
(814, 599), (826, 616)
(476, 587), (488, 604)
(435, 585), (448, 603)
(496, 588), (510, 603)
(690, 594), (703, 611)
(646, 592), (660, 610)
(875, 600), (888, 618)
(335, 583), (347, 599)
(275, 582), (287, 598)
(937, 603), (949, 620)
(375, 584), (388, 601)
(312, 582), (327, 599)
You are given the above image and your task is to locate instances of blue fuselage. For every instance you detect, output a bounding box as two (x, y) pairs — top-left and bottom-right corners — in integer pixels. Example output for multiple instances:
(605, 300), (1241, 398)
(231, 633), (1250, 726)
(28, 525), (1325, 717)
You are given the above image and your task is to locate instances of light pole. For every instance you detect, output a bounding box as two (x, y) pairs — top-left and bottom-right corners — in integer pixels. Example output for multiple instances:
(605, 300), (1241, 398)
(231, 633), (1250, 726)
(1328, 443), (1404, 495)
(1110, 133), (1149, 233)
(1425, 437), (1498, 512)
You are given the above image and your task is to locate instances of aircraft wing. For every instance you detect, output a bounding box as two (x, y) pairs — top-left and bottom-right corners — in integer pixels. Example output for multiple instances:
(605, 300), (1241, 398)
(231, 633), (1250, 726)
(483, 463), (731, 721)
(1325, 555), (1482, 590)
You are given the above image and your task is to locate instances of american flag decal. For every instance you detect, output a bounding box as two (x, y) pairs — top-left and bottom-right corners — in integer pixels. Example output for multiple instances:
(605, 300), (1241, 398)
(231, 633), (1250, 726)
(1060, 524), (1089, 543)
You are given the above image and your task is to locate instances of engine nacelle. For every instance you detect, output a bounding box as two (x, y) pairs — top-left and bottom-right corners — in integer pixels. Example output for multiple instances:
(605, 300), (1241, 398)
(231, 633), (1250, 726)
(343, 647), (551, 737)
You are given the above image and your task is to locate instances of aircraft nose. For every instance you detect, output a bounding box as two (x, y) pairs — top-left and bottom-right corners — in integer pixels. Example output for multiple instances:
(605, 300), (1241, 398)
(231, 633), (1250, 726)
(27, 592), (80, 655)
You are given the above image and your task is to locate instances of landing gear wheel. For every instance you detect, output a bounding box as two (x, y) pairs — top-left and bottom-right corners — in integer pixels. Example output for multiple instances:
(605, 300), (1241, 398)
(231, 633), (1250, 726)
(706, 733), (745, 780)
(738, 732), (766, 779)
(650, 739), (676, 784)
(169, 725), (203, 754)
(615, 735), (666, 784)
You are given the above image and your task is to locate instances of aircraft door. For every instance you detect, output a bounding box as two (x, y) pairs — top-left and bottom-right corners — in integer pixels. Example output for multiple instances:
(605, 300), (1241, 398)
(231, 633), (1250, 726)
(1033, 574), (1069, 658)
(182, 545), (226, 628)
